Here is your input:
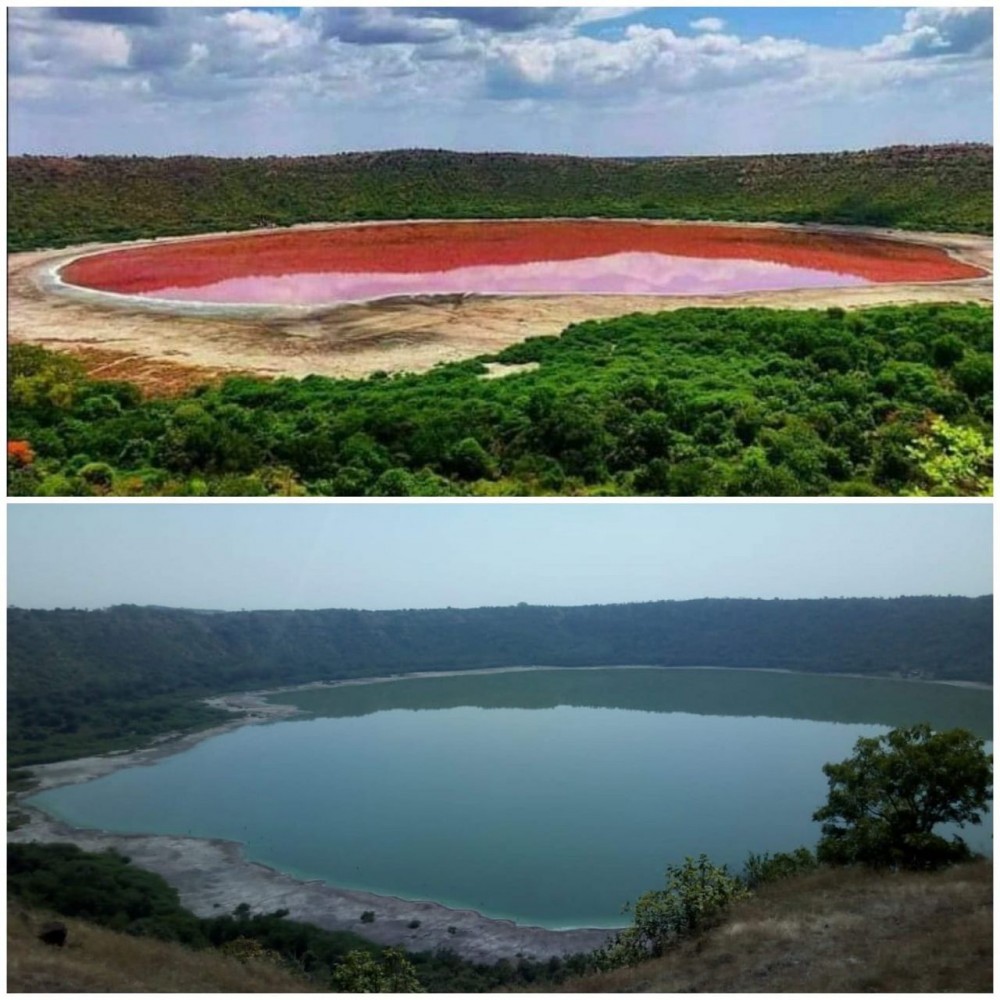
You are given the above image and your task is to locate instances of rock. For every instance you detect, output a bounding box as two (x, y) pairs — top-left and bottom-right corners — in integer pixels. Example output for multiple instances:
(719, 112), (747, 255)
(38, 921), (68, 947)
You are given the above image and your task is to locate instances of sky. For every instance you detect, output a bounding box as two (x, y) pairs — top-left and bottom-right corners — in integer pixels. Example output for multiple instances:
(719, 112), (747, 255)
(7, 5), (993, 156)
(6, 502), (992, 610)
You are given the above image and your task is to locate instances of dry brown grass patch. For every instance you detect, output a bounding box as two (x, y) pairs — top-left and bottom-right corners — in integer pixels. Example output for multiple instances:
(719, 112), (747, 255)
(7, 904), (317, 993)
(535, 861), (992, 993)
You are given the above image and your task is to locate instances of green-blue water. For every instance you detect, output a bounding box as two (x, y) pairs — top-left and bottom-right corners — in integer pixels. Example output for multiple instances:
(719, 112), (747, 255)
(29, 669), (992, 928)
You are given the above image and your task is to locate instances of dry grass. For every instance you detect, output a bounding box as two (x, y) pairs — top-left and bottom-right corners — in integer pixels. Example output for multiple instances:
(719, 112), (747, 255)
(69, 346), (245, 398)
(539, 861), (992, 993)
(7, 904), (317, 993)
(8, 864), (991, 993)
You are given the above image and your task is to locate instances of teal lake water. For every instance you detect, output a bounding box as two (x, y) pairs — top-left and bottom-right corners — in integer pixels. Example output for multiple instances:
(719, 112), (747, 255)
(29, 669), (992, 928)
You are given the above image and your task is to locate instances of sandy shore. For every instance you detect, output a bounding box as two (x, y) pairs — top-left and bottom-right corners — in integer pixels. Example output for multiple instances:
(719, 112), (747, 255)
(10, 663), (988, 960)
(8, 219), (992, 395)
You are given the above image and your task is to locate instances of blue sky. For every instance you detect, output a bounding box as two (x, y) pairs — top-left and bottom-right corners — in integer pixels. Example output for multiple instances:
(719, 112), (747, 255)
(577, 7), (906, 46)
(7, 503), (992, 610)
(8, 6), (992, 156)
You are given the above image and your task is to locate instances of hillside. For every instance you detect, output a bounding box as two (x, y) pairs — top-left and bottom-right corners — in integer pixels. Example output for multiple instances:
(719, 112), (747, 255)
(9, 863), (991, 993)
(543, 860), (992, 993)
(7, 596), (992, 765)
(8, 904), (315, 993)
(8, 303), (994, 498)
(8, 144), (992, 251)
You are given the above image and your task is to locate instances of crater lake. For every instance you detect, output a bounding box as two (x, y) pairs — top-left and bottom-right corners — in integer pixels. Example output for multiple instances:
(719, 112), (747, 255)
(27, 668), (992, 929)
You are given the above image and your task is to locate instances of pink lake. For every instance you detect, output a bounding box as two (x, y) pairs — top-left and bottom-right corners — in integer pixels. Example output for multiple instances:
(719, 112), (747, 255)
(138, 252), (869, 305)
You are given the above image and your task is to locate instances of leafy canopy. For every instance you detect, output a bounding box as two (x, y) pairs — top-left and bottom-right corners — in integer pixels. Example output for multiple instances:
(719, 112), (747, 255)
(813, 723), (993, 870)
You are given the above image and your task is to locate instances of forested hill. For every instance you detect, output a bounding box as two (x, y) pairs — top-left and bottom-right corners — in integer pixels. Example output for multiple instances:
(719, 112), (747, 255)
(7, 596), (990, 765)
(10, 596), (992, 687)
(8, 143), (992, 251)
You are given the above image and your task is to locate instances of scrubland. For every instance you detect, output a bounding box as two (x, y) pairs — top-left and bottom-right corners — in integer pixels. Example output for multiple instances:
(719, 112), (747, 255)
(538, 861), (993, 993)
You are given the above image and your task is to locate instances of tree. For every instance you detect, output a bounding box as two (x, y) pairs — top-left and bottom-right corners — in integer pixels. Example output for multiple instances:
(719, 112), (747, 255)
(813, 724), (992, 870)
(330, 948), (424, 993)
(444, 437), (496, 480)
(902, 416), (992, 497)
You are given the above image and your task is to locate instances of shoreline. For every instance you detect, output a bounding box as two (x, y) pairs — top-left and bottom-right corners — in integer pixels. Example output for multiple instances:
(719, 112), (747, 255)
(8, 808), (615, 963)
(19, 663), (990, 797)
(10, 664), (990, 961)
(8, 219), (991, 392)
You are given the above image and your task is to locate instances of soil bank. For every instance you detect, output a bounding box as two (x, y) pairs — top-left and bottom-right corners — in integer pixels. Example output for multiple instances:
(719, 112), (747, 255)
(8, 220), (992, 395)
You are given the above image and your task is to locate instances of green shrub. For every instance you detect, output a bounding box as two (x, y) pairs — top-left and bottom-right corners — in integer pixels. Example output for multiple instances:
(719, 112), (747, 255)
(330, 948), (424, 992)
(596, 855), (749, 968)
(741, 847), (818, 889)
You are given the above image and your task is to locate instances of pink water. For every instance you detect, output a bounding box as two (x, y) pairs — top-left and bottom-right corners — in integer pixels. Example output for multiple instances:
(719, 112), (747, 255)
(139, 252), (869, 305)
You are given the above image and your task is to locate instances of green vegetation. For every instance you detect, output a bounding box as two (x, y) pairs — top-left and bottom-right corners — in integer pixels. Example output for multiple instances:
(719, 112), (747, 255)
(596, 856), (749, 969)
(8, 145), (992, 251)
(2, 687), (229, 768)
(8, 597), (990, 765)
(814, 724), (993, 870)
(8, 303), (993, 497)
(741, 847), (819, 889)
(902, 415), (993, 496)
(330, 949), (424, 993)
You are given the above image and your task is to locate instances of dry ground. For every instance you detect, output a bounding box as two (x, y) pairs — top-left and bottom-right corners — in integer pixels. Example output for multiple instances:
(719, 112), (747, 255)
(8, 221), (992, 397)
(7, 903), (316, 993)
(538, 861), (993, 993)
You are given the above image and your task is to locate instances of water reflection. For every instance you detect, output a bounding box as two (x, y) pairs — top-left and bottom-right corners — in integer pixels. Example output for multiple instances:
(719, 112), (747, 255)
(269, 668), (993, 738)
(141, 252), (869, 305)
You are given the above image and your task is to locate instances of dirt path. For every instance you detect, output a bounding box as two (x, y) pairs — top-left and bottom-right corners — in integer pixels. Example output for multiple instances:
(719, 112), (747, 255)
(8, 220), (992, 396)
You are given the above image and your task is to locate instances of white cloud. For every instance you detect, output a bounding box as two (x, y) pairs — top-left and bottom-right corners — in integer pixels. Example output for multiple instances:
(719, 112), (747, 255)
(864, 6), (992, 60)
(485, 24), (813, 101)
(572, 8), (647, 26)
(6, 6), (993, 156)
(690, 17), (726, 34)
(9, 12), (131, 74)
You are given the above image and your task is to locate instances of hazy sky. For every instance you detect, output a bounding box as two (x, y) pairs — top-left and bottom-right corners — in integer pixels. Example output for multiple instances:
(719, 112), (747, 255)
(8, 6), (993, 156)
(7, 503), (992, 610)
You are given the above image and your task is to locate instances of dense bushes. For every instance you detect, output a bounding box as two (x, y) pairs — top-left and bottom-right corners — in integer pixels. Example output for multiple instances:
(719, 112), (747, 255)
(741, 847), (820, 889)
(8, 146), (992, 252)
(8, 304), (994, 497)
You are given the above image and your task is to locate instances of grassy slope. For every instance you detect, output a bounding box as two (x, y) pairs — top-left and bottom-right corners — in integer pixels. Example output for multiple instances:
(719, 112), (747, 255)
(10, 864), (991, 993)
(546, 861), (993, 994)
(7, 904), (316, 993)
(8, 144), (993, 250)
